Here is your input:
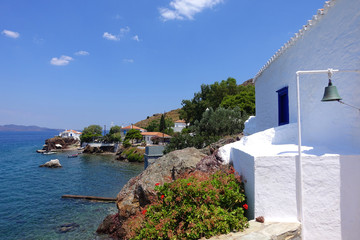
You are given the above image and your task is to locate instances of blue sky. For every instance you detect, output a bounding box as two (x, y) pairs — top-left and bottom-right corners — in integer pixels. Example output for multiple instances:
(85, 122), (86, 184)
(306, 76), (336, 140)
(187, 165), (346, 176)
(0, 0), (326, 130)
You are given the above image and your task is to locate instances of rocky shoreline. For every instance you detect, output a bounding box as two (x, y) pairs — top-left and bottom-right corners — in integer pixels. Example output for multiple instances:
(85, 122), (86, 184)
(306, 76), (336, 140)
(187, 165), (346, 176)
(96, 135), (240, 239)
(38, 136), (81, 152)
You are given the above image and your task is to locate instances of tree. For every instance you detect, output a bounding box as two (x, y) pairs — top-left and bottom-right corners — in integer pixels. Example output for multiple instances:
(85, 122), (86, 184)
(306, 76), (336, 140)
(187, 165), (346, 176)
(123, 139), (131, 148)
(179, 77), (250, 124)
(124, 129), (143, 144)
(109, 125), (121, 135)
(80, 125), (103, 143)
(103, 125), (122, 143)
(159, 114), (166, 132)
(220, 85), (255, 115)
(192, 107), (246, 137)
(165, 107), (246, 153)
(145, 120), (160, 132)
(145, 118), (174, 135)
(108, 132), (122, 143)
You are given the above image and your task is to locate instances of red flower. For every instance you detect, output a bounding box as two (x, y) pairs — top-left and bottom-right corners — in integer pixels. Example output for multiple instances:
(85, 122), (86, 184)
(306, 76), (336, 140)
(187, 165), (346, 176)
(187, 183), (191, 186)
(142, 209), (147, 215)
(155, 183), (160, 186)
(243, 204), (248, 210)
(161, 195), (165, 199)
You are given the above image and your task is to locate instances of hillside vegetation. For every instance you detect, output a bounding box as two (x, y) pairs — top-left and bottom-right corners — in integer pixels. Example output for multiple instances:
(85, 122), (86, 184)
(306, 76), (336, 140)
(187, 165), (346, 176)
(134, 109), (181, 128)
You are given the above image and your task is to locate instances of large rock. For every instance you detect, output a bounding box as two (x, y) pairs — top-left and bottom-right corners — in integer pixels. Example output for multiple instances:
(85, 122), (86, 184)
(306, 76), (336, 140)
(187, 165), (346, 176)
(97, 147), (206, 239)
(39, 159), (62, 168)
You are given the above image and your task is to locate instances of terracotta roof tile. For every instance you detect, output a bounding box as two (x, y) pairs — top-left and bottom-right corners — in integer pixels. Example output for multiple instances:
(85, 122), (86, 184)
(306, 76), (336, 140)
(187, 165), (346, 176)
(121, 125), (146, 131)
(141, 132), (171, 138)
(175, 120), (186, 123)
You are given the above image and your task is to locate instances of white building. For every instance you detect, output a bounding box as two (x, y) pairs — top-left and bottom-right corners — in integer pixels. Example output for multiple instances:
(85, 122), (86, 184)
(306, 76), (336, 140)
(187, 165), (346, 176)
(220, 0), (360, 239)
(172, 120), (187, 133)
(141, 132), (171, 145)
(59, 129), (82, 140)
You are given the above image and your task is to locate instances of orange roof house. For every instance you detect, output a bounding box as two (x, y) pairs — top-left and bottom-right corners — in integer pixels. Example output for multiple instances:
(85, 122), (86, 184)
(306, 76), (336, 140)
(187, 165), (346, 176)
(121, 125), (146, 131)
(141, 132), (171, 145)
(120, 125), (147, 139)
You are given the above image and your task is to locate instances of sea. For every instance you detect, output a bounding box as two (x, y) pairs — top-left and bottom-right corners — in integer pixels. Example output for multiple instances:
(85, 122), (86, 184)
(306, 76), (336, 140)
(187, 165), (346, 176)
(0, 131), (144, 240)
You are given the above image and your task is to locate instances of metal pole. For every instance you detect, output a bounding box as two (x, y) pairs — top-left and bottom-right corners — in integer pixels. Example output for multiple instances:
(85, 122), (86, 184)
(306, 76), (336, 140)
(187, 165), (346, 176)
(296, 72), (305, 240)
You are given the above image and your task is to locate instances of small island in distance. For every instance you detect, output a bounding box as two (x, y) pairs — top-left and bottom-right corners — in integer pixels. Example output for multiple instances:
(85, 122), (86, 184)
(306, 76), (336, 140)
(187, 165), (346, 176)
(0, 124), (64, 132)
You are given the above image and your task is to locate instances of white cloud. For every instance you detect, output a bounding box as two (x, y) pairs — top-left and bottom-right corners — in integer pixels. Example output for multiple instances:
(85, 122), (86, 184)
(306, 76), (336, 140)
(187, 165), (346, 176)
(75, 50), (90, 56)
(2, 29), (20, 39)
(103, 27), (130, 41)
(103, 32), (119, 41)
(50, 55), (73, 66)
(120, 26), (130, 35)
(159, 0), (223, 21)
(123, 59), (134, 63)
(132, 35), (140, 42)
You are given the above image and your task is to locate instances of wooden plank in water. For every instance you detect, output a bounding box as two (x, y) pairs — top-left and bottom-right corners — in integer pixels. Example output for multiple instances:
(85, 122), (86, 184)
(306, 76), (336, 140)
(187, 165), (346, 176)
(61, 195), (117, 202)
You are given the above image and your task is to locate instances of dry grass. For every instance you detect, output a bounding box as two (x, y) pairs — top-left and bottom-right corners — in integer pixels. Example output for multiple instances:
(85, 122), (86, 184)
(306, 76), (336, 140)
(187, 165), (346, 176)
(135, 108), (181, 128)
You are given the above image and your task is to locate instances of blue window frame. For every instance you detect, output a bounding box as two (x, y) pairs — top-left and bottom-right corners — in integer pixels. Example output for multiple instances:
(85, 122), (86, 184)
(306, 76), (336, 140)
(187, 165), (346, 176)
(276, 86), (289, 126)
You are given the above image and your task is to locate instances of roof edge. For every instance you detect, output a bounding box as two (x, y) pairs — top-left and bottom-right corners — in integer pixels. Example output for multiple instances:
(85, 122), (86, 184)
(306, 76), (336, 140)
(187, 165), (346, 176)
(252, 0), (337, 83)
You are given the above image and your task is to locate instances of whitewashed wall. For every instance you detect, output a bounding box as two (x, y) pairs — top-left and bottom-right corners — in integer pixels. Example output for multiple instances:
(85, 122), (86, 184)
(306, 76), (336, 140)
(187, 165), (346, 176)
(229, 148), (360, 240)
(254, 0), (360, 154)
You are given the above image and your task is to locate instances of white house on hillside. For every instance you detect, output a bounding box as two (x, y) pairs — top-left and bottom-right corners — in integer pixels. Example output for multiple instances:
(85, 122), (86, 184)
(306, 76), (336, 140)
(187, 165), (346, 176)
(172, 120), (187, 133)
(59, 129), (82, 140)
(220, 0), (360, 239)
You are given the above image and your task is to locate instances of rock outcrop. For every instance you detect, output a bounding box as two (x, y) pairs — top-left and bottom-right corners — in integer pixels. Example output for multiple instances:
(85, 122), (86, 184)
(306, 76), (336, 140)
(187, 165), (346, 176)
(43, 137), (79, 151)
(39, 159), (62, 168)
(115, 147), (145, 162)
(97, 147), (207, 239)
(83, 145), (115, 154)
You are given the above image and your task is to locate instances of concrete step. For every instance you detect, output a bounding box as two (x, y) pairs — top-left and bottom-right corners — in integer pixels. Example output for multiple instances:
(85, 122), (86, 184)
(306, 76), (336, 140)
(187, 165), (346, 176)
(205, 220), (301, 240)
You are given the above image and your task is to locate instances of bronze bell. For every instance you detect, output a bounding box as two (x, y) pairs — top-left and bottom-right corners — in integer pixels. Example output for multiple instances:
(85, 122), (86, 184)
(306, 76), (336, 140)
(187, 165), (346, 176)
(321, 79), (342, 102)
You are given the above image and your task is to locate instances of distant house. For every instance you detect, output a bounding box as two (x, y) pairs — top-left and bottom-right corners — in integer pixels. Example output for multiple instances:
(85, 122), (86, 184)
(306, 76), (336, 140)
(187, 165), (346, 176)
(141, 132), (171, 145)
(172, 120), (187, 133)
(120, 125), (147, 139)
(59, 129), (82, 140)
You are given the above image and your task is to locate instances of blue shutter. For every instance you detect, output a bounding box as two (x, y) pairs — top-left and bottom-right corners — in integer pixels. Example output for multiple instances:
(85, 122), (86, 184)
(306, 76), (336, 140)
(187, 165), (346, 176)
(276, 86), (289, 126)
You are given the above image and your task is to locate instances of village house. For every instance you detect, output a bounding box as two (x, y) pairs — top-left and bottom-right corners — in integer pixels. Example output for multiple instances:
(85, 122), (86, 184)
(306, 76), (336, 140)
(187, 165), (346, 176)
(220, 0), (360, 239)
(59, 129), (82, 140)
(172, 119), (187, 133)
(141, 132), (171, 145)
(120, 125), (147, 139)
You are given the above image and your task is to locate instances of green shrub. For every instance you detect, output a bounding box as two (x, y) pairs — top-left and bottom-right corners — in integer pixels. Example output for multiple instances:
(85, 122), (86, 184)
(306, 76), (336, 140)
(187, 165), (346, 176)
(127, 151), (144, 162)
(123, 139), (131, 148)
(123, 147), (144, 162)
(129, 168), (248, 239)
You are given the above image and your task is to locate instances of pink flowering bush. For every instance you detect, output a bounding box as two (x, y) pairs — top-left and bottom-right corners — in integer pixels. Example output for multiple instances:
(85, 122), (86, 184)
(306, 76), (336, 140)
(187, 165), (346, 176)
(128, 167), (248, 239)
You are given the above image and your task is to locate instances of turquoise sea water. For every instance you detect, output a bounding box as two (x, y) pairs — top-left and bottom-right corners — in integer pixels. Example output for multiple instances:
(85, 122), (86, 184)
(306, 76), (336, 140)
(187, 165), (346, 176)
(0, 131), (143, 240)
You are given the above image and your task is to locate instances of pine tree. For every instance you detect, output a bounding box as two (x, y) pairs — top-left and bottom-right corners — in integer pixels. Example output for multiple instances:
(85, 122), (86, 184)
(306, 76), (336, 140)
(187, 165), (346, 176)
(159, 114), (166, 132)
